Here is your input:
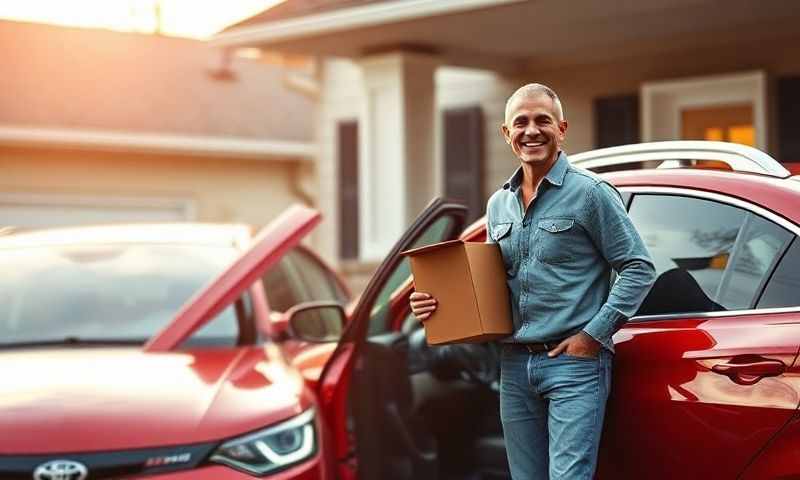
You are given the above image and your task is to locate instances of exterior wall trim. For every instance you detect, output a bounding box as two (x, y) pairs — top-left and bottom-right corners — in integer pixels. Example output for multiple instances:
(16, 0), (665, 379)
(0, 191), (197, 222)
(0, 126), (315, 161)
(211, 0), (526, 47)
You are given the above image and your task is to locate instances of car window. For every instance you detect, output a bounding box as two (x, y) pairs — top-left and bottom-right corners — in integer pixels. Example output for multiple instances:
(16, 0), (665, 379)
(261, 254), (309, 312)
(629, 194), (790, 316)
(368, 215), (456, 336)
(716, 215), (792, 309)
(758, 239), (800, 308)
(288, 249), (349, 304)
(180, 304), (241, 348)
(0, 243), (240, 346)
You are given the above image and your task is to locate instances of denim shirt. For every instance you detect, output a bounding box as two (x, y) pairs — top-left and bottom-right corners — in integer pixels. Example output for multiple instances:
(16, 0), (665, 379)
(486, 152), (656, 351)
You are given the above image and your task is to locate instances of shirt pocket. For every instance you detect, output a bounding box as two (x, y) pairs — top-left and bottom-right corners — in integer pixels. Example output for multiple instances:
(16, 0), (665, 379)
(491, 222), (518, 276)
(535, 217), (576, 264)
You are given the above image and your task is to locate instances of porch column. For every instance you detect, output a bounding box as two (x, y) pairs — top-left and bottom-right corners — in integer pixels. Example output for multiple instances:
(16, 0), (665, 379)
(358, 52), (440, 260)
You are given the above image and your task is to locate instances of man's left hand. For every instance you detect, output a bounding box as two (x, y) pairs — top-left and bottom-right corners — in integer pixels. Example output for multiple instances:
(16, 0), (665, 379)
(547, 331), (602, 358)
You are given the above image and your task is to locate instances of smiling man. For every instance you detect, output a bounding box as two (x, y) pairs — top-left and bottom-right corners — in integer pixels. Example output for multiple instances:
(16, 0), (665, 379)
(411, 83), (656, 479)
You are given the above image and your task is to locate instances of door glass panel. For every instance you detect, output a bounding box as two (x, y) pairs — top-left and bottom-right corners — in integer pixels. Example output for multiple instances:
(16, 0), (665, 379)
(716, 215), (792, 309)
(758, 239), (800, 308)
(261, 255), (309, 312)
(288, 249), (349, 303)
(367, 216), (456, 336)
(630, 194), (747, 315)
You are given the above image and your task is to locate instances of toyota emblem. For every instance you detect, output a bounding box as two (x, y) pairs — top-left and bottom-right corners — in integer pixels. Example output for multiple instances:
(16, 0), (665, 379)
(33, 460), (88, 480)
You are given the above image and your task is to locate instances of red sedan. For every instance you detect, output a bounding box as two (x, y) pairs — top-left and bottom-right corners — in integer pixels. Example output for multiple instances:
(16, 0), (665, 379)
(2, 140), (799, 480)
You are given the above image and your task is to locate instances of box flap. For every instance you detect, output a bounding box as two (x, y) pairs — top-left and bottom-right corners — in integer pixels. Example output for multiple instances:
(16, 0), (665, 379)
(401, 239), (464, 257)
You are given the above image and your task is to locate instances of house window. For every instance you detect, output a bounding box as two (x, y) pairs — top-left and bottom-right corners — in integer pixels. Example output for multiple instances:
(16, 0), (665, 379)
(443, 106), (484, 222)
(641, 71), (767, 150)
(594, 95), (640, 148)
(680, 104), (755, 147)
(338, 121), (359, 260)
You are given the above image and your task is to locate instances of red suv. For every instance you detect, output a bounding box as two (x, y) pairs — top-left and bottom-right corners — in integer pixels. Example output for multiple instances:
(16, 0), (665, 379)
(2, 141), (800, 480)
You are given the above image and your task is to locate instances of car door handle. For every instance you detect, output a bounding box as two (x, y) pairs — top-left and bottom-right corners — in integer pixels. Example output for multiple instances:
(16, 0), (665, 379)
(711, 360), (786, 385)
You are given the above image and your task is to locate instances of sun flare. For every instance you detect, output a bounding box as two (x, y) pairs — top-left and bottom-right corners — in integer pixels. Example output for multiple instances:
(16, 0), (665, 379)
(0, 0), (282, 39)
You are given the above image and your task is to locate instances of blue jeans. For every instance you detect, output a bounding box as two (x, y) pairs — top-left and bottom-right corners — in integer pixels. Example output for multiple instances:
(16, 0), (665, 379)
(499, 346), (612, 479)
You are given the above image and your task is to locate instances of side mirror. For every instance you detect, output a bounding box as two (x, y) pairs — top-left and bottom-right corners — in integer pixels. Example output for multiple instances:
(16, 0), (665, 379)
(287, 301), (346, 343)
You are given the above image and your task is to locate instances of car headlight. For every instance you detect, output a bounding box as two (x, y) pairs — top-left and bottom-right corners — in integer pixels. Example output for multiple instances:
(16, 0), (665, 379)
(210, 408), (316, 475)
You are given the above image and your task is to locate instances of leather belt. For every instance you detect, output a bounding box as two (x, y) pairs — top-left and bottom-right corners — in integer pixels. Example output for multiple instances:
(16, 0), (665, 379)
(507, 339), (567, 353)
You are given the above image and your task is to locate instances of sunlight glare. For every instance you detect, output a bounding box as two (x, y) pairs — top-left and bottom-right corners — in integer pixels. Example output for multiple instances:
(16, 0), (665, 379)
(0, 0), (284, 39)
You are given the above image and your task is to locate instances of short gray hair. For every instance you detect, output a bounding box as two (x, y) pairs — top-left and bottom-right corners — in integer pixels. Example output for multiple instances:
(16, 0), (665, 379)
(504, 83), (565, 122)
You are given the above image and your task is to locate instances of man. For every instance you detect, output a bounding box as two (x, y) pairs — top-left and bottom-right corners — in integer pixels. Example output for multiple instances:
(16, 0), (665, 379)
(410, 83), (656, 479)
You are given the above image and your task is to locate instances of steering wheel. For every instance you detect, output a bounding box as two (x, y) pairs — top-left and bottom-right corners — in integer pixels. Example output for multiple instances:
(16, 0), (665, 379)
(407, 327), (499, 386)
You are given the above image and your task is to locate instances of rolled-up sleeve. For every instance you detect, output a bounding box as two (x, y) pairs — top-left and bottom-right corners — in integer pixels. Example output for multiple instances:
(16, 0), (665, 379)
(581, 182), (656, 349)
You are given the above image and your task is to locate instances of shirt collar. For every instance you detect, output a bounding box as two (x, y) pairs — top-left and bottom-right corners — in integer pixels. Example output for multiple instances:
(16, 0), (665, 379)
(502, 151), (569, 192)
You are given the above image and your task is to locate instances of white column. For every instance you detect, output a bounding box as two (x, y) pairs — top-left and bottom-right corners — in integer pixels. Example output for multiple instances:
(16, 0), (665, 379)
(358, 52), (439, 261)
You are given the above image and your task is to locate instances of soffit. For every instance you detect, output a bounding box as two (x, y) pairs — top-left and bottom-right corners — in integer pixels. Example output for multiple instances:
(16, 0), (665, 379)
(218, 0), (800, 72)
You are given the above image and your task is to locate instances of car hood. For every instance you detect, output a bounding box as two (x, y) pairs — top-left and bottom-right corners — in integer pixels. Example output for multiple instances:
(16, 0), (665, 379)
(0, 345), (311, 454)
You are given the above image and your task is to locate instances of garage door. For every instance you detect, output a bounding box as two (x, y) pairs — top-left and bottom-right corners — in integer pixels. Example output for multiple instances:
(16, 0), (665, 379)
(0, 193), (194, 228)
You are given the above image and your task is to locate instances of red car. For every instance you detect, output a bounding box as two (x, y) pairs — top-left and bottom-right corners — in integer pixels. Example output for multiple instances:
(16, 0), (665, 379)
(2, 140), (800, 480)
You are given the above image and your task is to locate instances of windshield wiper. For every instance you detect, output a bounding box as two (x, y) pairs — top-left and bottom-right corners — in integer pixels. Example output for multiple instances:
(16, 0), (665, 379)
(0, 337), (145, 349)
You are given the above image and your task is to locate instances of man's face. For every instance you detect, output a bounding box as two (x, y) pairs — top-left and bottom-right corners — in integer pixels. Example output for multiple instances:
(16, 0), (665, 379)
(501, 93), (568, 166)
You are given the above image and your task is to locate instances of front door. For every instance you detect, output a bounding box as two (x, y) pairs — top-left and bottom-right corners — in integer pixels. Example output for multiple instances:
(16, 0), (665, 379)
(316, 198), (468, 480)
(598, 190), (800, 479)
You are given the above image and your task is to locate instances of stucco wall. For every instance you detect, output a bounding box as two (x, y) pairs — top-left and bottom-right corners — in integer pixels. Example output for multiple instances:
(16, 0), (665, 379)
(0, 146), (307, 230)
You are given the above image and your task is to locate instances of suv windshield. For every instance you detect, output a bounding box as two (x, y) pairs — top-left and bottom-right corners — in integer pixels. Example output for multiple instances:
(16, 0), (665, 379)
(0, 243), (239, 346)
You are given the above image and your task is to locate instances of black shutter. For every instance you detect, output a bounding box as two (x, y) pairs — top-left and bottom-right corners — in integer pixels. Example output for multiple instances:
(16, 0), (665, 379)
(444, 106), (484, 221)
(338, 121), (359, 260)
(777, 76), (800, 164)
(594, 95), (640, 148)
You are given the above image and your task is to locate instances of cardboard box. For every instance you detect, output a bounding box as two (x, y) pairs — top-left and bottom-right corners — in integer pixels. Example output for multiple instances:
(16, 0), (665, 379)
(402, 240), (512, 345)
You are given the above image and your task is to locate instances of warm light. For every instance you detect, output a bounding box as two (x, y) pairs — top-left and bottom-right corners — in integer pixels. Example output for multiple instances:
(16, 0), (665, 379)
(0, 0), (285, 39)
(703, 127), (724, 142)
(729, 125), (755, 147)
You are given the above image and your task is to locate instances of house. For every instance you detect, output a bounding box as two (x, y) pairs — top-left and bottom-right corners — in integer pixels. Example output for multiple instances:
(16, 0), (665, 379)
(213, 0), (800, 285)
(0, 19), (315, 234)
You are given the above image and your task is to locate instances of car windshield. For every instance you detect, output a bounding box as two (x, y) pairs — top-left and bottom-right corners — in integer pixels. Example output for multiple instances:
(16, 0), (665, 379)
(0, 243), (239, 346)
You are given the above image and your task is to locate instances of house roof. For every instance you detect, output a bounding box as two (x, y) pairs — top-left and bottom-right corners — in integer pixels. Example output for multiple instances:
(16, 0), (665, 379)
(0, 20), (313, 144)
(226, 0), (394, 30)
(214, 0), (800, 73)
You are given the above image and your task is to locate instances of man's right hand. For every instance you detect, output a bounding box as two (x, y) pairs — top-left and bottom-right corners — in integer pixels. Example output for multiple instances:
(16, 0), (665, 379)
(409, 291), (438, 322)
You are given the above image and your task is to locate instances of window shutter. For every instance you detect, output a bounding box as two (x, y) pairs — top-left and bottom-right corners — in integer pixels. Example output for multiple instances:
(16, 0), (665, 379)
(594, 95), (640, 148)
(777, 76), (800, 163)
(444, 106), (484, 221)
(338, 121), (359, 260)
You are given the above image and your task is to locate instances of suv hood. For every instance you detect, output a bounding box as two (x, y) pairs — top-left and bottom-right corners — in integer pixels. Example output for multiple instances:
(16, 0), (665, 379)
(0, 346), (309, 454)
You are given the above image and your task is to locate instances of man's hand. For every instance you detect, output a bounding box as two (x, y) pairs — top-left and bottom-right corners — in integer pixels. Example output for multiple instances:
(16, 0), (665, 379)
(409, 291), (438, 322)
(547, 331), (602, 358)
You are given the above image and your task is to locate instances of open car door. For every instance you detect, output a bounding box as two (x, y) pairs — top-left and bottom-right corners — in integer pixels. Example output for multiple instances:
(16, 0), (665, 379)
(145, 205), (320, 352)
(316, 198), (469, 480)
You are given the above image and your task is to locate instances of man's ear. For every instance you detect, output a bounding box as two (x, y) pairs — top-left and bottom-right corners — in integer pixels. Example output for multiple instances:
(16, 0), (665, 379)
(557, 120), (569, 142)
(500, 123), (511, 144)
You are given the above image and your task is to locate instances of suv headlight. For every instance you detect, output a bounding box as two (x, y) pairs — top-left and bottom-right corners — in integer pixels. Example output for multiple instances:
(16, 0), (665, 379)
(210, 408), (316, 475)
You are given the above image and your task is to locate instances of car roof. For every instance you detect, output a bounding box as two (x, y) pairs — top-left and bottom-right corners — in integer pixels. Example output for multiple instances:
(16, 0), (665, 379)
(0, 223), (254, 249)
(461, 168), (800, 239)
(603, 168), (800, 225)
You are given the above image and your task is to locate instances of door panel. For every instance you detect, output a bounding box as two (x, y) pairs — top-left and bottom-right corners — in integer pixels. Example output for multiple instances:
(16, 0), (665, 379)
(316, 198), (468, 478)
(599, 312), (800, 479)
(600, 191), (800, 479)
(145, 205), (320, 352)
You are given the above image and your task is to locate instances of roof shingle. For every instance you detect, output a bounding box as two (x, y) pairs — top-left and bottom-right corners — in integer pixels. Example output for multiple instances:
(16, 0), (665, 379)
(226, 0), (405, 30)
(0, 20), (313, 142)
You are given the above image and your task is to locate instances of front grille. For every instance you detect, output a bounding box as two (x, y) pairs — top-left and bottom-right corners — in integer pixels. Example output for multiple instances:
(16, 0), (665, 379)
(0, 442), (217, 479)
